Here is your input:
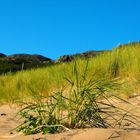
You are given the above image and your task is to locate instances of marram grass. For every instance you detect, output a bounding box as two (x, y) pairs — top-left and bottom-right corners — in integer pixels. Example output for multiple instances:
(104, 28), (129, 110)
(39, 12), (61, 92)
(16, 61), (140, 134)
(0, 44), (140, 103)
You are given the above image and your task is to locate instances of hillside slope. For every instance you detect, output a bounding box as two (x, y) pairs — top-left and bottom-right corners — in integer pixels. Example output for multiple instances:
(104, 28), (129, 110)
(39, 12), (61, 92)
(0, 42), (140, 102)
(0, 50), (108, 74)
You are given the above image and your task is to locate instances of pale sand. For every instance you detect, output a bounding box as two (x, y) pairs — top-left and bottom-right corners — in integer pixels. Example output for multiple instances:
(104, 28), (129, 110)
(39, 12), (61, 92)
(0, 95), (140, 140)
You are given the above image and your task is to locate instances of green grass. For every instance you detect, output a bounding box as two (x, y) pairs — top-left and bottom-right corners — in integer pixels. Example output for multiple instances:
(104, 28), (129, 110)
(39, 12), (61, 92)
(16, 61), (140, 135)
(0, 43), (140, 103)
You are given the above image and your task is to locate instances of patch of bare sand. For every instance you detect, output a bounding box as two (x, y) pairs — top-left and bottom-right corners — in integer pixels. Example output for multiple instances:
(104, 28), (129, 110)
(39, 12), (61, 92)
(0, 95), (140, 140)
(1, 128), (140, 140)
(0, 105), (20, 135)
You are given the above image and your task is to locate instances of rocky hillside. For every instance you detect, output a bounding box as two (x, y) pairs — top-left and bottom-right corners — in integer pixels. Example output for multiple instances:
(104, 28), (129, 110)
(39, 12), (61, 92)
(0, 53), (6, 58)
(0, 50), (107, 74)
(0, 42), (138, 74)
(56, 50), (109, 62)
(0, 54), (53, 74)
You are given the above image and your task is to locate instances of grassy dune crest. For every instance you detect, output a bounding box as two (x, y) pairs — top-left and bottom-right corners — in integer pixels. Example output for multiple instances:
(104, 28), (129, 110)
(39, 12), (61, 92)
(0, 43), (140, 102)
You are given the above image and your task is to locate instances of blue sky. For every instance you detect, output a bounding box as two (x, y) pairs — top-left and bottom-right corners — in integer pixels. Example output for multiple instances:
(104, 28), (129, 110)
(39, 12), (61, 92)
(0, 0), (140, 59)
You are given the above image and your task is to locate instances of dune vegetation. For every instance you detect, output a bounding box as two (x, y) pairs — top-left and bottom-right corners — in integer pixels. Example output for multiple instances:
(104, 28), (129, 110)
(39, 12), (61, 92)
(1, 43), (140, 134)
(0, 43), (140, 103)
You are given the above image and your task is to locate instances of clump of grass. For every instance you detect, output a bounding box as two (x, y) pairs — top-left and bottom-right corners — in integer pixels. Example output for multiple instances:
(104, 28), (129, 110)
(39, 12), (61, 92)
(16, 61), (140, 135)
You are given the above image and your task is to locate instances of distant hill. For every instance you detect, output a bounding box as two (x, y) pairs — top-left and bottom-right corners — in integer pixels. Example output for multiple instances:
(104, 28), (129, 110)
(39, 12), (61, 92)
(0, 53), (6, 58)
(0, 42), (139, 74)
(0, 50), (109, 74)
(56, 50), (110, 63)
(0, 54), (53, 74)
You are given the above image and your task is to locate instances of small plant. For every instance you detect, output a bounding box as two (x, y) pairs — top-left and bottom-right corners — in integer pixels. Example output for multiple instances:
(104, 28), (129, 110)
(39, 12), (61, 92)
(16, 89), (66, 134)
(16, 61), (140, 135)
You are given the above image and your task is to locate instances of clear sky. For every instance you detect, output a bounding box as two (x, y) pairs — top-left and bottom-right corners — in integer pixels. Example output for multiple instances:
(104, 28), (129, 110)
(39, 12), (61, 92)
(0, 0), (140, 59)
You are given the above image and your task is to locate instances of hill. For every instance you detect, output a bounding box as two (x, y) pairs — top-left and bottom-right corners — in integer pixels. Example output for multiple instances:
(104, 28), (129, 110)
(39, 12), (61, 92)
(2, 41), (140, 75)
(0, 50), (108, 74)
(0, 54), (53, 74)
(0, 42), (140, 102)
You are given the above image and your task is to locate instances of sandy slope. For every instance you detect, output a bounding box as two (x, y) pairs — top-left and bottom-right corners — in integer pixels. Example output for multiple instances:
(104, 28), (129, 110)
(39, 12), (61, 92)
(0, 95), (140, 140)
